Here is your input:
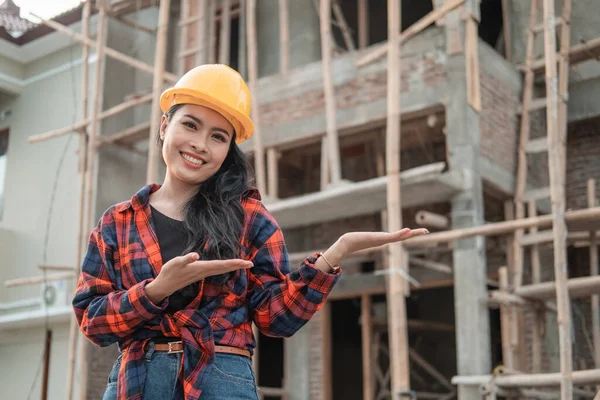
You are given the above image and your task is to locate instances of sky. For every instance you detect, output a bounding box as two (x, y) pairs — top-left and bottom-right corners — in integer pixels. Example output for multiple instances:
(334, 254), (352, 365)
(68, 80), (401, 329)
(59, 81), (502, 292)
(10, 0), (83, 22)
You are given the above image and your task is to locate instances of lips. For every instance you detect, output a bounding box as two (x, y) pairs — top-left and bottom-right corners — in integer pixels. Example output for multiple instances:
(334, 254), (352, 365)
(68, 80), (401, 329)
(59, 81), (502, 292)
(180, 152), (206, 167)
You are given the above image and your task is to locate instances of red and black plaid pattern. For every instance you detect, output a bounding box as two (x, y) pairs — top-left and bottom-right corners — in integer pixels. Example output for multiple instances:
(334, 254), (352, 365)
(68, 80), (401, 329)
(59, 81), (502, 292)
(73, 184), (341, 399)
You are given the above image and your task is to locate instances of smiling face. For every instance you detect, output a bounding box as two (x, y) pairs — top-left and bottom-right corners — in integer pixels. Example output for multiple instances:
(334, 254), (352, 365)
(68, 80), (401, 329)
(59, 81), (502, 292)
(159, 104), (234, 188)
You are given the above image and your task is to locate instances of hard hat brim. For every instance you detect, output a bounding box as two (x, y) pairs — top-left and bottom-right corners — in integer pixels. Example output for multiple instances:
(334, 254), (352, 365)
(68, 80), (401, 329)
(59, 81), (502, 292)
(160, 87), (254, 144)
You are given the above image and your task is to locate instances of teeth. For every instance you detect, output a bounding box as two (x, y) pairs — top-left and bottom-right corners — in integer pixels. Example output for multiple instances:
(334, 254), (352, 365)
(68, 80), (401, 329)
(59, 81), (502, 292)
(181, 153), (205, 165)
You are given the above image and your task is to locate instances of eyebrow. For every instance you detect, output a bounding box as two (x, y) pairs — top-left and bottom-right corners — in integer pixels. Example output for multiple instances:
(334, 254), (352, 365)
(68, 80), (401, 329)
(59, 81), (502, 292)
(184, 114), (231, 136)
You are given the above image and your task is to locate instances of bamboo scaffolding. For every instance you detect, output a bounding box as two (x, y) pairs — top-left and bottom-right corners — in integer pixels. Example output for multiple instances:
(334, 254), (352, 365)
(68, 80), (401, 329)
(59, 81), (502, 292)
(78, 6), (108, 399)
(196, 1), (208, 66)
(219, 0), (231, 65)
(279, 0), (289, 73)
(356, 0), (465, 67)
(409, 348), (454, 392)
(361, 294), (374, 400)
(509, 275), (600, 301)
(415, 211), (449, 229)
(246, 0), (267, 195)
(358, 0), (368, 49)
(208, 0), (217, 64)
(65, 3), (91, 399)
(409, 257), (452, 274)
(385, 0), (410, 395)
(331, 2), (355, 51)
(452, 368), (600, 387)
(403, 207), (600, 247)
(542, 0), (572, 397)
(267, 148), (278, 199)
(30, 13), (177, 83)
(4, 272), (74, 288)
(590, 179), (600, 377)
(96, 121), (151, 146)
(38, 265), (77, 272)
(529, 200), (544, 373)
(146, 0), (171, 185)
(28, 93), (153, 144)
(319, 0), (342, 185)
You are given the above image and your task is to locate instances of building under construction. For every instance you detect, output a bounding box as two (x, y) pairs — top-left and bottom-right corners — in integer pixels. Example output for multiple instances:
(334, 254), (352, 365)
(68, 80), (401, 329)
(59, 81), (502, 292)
(0, 0), (599, 399)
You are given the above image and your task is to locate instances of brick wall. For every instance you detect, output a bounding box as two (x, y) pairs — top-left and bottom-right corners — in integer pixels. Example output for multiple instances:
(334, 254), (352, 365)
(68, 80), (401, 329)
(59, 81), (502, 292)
(86, 343), (120, 399)
(258, 53), (446, 129)
(479, 70), (520, 175)
(566, 117), (600, 210)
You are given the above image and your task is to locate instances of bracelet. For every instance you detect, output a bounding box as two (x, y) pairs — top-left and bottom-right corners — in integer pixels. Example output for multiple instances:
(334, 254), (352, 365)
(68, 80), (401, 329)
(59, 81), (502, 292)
(318, 252), (340, 272)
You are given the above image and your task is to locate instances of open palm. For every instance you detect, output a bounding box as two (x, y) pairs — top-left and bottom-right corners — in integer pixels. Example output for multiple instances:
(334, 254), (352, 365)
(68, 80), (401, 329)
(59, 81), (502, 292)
(339, 228), (429, 255)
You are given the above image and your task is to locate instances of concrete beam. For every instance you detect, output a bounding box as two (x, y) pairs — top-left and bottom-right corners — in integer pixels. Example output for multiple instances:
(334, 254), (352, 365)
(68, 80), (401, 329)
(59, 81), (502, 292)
(265, 162), (467, 229)
(568, 77), (600, 123)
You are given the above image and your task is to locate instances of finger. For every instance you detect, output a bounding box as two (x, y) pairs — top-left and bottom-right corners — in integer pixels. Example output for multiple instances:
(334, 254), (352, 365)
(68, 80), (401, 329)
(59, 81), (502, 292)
(189, 259), (253, 269)
(174, 252), (200, 265)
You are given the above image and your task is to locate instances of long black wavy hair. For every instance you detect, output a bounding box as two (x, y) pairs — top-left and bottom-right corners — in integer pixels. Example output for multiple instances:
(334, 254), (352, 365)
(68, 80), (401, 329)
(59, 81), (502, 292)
(159, 104), (253, 261)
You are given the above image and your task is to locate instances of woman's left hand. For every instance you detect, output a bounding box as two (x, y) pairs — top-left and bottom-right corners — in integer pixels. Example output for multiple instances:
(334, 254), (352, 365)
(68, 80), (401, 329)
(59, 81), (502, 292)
(337, 228), (429, 256)
(315, 228), (430, 273)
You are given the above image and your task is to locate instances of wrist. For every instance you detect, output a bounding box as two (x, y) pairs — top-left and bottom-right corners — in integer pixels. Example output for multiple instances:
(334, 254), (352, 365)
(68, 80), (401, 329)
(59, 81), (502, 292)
(145, 278), (170, 305)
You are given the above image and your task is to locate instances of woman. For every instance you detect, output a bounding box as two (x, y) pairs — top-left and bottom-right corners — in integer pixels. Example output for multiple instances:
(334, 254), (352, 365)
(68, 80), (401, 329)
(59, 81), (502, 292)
(73, 64), (428, 400)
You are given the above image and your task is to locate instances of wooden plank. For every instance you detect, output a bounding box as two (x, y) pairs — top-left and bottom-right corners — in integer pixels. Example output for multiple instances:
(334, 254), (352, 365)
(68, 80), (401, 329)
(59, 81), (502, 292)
(146, 0), (171, 185)
(279, 0), (289, 73)
(589, 179), (600, 375)
(219, 0), (231, 65)
(356, 0), (465, 67)
(385, 0), (410, 394)
(246, 0), (267, 195)
(358, 0), (369, 49)
(320, 0), (342, 184)
(542, 0), (573, 396)
(361, 295), (374, 400)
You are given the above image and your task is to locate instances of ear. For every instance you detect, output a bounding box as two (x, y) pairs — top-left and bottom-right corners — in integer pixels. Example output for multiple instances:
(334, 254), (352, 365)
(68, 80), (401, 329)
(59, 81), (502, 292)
(159, 114), (168, 140)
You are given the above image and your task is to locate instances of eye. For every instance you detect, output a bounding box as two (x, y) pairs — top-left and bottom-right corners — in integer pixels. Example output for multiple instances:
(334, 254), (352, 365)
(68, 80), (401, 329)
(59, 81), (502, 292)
(183, 121), (196, 130)
(212, 133), (227, 142)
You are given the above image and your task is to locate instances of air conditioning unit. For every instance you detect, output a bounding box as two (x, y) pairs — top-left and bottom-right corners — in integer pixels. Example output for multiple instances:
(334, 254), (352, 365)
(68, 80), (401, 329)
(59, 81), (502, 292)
(40, 280), (69, 310)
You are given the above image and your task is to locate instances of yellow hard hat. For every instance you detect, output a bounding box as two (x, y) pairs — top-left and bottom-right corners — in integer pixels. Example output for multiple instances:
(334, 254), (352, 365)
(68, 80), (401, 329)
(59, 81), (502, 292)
(160, 64), (254, 143)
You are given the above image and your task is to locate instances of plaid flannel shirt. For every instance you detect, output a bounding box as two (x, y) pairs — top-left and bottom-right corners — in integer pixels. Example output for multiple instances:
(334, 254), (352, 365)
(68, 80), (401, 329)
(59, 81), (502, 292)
(72, 184), (341, 400)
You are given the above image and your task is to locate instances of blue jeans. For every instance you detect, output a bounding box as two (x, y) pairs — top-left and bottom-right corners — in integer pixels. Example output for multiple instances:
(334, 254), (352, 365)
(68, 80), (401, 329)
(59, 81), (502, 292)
(102, 343), (259, 399)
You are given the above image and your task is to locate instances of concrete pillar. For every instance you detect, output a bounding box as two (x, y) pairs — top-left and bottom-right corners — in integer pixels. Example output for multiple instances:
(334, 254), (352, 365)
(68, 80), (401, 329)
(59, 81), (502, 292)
(446, 54), (492, 399)
(284, 324), (311, 400)
(257, 0), (321, 77)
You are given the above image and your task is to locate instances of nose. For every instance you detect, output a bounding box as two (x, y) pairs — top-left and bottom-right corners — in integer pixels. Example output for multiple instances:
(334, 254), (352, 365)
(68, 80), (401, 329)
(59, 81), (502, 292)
(189, 130), (209, 153)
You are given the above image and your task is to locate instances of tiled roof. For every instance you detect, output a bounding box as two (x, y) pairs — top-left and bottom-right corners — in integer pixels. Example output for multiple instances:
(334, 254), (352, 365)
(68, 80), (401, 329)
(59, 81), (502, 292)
(0, 11), (36, 32)
(0, 0), (37, 33)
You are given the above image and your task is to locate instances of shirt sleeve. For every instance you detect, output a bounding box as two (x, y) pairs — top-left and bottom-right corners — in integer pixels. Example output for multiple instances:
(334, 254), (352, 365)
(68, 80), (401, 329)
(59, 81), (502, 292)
(246, 205), (341, 338)
(72, 208), (168, 347)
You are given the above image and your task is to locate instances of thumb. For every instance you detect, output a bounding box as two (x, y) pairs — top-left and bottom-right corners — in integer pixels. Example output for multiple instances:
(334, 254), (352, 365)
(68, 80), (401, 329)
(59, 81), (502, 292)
(179, 252), (200, 264)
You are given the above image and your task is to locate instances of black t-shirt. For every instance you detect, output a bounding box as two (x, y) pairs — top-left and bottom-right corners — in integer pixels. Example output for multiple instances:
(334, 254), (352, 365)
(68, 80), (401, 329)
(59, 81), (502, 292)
(150, 205), (198, 314)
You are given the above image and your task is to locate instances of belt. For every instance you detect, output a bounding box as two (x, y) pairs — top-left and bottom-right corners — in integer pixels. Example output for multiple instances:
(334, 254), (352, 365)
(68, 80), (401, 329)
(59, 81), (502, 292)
(148, 341), (251, 358)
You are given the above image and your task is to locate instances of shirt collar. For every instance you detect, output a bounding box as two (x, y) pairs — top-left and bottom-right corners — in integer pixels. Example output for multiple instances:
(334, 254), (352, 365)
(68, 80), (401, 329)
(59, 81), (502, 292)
(115, 184), (160, 213)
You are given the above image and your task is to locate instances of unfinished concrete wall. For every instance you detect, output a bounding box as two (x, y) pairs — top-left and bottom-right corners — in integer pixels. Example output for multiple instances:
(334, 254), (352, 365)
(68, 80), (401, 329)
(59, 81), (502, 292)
(0, 42), (91, 400)
(240, 26), (447, 152)
(257, 0), (321, 78)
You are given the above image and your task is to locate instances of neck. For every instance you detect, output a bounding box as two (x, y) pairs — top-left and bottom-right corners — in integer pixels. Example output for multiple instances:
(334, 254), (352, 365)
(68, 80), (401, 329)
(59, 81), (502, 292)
(151, 173), (199, 218)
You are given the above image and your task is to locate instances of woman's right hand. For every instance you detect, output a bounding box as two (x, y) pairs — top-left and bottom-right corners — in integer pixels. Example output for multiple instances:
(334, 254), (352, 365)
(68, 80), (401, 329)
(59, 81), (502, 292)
(145, 252), (253, 304)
